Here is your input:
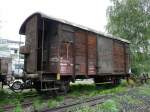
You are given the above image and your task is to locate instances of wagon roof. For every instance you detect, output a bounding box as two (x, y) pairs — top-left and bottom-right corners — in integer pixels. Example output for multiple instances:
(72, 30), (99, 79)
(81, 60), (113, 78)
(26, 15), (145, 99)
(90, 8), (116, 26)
(19, 12), (130, 43)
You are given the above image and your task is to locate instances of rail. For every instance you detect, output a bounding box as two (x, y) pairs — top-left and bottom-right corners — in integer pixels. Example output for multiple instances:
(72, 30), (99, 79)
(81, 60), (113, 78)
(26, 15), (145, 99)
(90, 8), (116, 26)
(41, 95), (112, 112)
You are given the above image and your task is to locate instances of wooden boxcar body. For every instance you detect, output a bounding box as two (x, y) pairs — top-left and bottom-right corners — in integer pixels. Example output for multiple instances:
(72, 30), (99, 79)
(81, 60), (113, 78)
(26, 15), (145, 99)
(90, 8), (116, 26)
(19, 12), (130, 92)
(0, 57), (12, 85)
(0, 57), (12, 75)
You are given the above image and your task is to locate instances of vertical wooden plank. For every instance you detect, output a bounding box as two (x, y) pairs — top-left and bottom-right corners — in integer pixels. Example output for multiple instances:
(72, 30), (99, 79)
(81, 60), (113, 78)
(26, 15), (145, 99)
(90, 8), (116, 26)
(25, 15), (38, 73)
(113, 41), (125, 73)
(125, 44), (130, 74)
(59, 24), (74, 75)
(87, 33), (97, 75)
(74, 30), (86, 75)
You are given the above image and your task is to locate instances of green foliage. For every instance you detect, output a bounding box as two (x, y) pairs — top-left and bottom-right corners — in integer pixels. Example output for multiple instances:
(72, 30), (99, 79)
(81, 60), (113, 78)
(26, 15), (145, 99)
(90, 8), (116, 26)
(33, 99), (42, 111)
(97, 99), (119, 112)
(13, 103), (22, 112)
(47, 100), (58, 108)
(107, 0), (150, 75)
(138, 84), (150, 96)
(0, 90), (40, 109)
(47, 96), (64, 108)
(120, 79), (136, 87)
(69, 84), (126, 98)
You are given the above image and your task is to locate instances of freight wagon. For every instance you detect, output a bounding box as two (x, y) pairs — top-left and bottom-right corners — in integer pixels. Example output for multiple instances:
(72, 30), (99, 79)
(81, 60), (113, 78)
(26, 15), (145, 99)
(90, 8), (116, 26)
(19, 12), (130, 93)
(0, 57), (12, 86)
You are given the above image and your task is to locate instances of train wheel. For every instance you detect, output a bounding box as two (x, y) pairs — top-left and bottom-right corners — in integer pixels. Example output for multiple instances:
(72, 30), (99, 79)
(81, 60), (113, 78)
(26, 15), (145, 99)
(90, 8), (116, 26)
(11, 81), (23, 93)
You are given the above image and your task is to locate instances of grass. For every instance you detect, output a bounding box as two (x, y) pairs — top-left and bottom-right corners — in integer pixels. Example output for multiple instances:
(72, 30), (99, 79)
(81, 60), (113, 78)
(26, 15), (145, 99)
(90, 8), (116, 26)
(0, 90), (38, 106)
(0, 83), (127, 111)
(67, 105), (94, 112)
(67, 99), (120, 112)
(13, 103), (22, 112)
(96, 99), (120, 112)
(137, 84), (150, 96)
(0, 79), (149, 111)
(114, 95), (143, 105)
(47, 96), (64, 108)
(69, 83), (127, 98)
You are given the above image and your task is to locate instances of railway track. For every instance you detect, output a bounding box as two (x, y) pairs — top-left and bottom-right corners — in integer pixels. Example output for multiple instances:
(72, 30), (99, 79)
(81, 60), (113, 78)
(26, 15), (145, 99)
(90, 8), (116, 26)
(0, 94), (112, 112)
(41, 95), (112, 112)
(0, 101), (33, 112)
(0, 93), (39, 111)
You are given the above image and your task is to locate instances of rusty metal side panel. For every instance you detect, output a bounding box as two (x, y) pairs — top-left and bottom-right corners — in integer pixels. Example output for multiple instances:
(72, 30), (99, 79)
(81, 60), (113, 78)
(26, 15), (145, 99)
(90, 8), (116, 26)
(113, 41), (125, 73)
(25, 15), (38, 73)
(87, 33), (97, 75)
(97, 36), (113, 74)
(74, 30), (86, 75)
(59, 24), (74, 75)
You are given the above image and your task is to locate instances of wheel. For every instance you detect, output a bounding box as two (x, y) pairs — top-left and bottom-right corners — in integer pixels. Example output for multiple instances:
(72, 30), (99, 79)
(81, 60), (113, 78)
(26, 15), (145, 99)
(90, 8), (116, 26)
(11, 81), (23, 92)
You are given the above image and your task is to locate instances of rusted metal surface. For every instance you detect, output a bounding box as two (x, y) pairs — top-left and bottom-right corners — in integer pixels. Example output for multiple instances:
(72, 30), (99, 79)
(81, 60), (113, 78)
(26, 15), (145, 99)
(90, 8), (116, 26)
(113, 41), (125, 73)
(59, 25), (74, 75)
(0, 57), (12, 75)
(87, 33), (97, 75)
(24, 15), (38, 73)
(97, 36), (113, 74)
(74, 31), (86, 75)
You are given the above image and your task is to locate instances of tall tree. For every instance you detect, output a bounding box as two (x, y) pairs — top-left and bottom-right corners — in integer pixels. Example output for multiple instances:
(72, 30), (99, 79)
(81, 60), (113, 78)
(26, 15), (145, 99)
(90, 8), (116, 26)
(107, 0), (150, 75)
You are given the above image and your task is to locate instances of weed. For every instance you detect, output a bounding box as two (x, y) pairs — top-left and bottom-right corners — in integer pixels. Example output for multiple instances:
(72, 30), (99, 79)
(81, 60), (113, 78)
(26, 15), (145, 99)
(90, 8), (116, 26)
(67, 100), (120, 112)
(47, 96), (64, 108)
(138, 85), (150, 96)
(33, 99), (44, 111)
(128, 79), (136, 87)
(115, 95), (143, 105)
(55, 96), (64, 102)
(13, 103), (22, 112)
(120, 79), (129, 87)
(0, 108), (3, 112)
(96, 99), (120, 112)
(47, 100), (58, 108)
(67, 105), (93, 112)
(69, 84), (127, 98)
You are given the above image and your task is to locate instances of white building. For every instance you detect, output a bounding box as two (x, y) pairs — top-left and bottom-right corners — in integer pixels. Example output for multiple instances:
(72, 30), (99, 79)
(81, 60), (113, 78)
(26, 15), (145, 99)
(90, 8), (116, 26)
(0, 38), (24, 76)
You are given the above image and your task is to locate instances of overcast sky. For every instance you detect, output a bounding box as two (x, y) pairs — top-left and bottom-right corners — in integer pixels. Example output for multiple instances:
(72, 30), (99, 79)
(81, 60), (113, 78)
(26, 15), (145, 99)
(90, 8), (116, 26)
(0, 0), (111, 41)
